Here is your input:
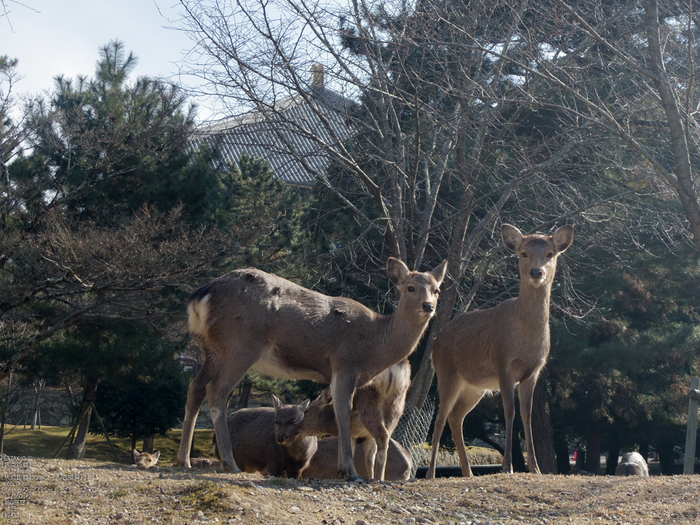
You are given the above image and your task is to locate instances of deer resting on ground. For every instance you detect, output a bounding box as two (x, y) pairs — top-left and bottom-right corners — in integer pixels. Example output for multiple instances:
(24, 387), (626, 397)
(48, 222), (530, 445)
(302, 437), (413, 481)
(296, 359), (410, 481)
(178, 258), (447, 481)
(615, 452), (649, 476)
(212, 395), (317, 478)
(132, 449), (160, 469)
(427, 224), (573, 478)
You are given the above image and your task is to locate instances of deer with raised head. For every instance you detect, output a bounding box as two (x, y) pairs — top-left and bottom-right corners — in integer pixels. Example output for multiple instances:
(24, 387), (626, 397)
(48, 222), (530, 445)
(212, 395), (317, 478)
(295, 359), (410, 481)
(178, 258), (447, 481)
(615, 452), (649, 477)
(427, 224), (573, 478)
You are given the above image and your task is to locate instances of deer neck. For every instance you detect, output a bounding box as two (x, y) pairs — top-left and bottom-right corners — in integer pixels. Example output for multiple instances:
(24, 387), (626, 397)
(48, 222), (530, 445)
(514, 279), (553, 329)
(381, 310), (429, 365)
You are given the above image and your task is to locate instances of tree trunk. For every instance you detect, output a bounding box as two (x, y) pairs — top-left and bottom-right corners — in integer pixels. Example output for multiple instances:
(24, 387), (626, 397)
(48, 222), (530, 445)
(405, 283), (458, 410)
(584, 421), (602, 474)
(237, 381), (252, 410)
(531, 380), (557, 474)
(31, 379), (45, 431)
(606, 448), (620, 476)
(645, 0), (700, 251)
(143, 434), (155, 453)
(553, 430), (571, 474)
(657, 438), (676, 475)
(512, 414), (527, 473)
(69, 377), (98, 460)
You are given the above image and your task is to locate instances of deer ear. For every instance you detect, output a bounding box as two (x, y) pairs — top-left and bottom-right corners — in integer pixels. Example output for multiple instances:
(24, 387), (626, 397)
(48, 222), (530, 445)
(552, 225), (574, 253)
(431, 260), (448, 285)
(272, 394), (281, 408)
(132, 449), (140, 460)
(387, 257), (410, 285)
(502, 224), (523, 252)
(299, 399), (310, 411)
(153, 451), (161, 461)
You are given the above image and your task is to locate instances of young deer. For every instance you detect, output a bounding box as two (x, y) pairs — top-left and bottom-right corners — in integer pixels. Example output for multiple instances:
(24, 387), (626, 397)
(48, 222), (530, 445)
(132, 449), (160, 469)
(212, 396), (317, 478)
(302, 437), (413, 481)
(178, 258), (446, 481)
(427, 224), (573, 478)
(296, 359), (411, 481)
(615, 452), (649, 477)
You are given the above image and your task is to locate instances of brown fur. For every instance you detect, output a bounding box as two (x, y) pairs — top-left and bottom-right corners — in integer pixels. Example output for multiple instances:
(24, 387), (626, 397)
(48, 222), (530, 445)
(212, 396), (317, 479)
(296, 360), (410, 480)
(615, 452), (649, 476)
(189, 457), (222, 470)
(302, 437), (412, 481)
(132, 449), (160, 469)
(178, 258), (446, 481)
(428, 224), (573, 478)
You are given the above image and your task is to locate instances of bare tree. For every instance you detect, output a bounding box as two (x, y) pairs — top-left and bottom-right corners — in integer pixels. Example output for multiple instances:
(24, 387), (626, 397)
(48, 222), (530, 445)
(175, 0), (638, 422)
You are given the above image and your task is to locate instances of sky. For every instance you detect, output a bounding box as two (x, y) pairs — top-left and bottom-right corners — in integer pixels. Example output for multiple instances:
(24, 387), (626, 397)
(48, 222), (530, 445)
(2, 0), (216, 120)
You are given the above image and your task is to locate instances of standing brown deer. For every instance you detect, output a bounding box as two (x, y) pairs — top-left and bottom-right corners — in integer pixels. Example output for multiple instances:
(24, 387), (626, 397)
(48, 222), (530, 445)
(178, 258), (447, 481)
(427, 224), (573, 478)
(296, 359), (410, 481)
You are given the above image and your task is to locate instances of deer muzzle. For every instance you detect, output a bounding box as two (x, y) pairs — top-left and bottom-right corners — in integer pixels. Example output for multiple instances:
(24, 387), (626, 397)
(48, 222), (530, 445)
(530, 269), (543, 279)
(422, 302), (435, 313)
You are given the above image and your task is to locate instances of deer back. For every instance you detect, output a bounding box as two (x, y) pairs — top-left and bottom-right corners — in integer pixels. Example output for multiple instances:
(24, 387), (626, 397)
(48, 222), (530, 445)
(615, 452), (649, 476)
(188, 259), (446, 385)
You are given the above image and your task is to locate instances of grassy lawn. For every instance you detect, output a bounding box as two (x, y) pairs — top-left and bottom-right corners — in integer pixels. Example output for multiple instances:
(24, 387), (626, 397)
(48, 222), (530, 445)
(1, 425), (215, 465)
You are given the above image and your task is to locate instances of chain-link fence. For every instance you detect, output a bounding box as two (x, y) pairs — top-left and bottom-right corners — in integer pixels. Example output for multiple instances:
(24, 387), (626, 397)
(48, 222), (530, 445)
(392, 397), (436, 478)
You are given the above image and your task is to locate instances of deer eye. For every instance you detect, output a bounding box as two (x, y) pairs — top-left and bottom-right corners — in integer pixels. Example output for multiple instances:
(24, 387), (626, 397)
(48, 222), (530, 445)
(407, 286), (415, 292)
(546, 252), (554, 259)
(521, 252), (528, 258)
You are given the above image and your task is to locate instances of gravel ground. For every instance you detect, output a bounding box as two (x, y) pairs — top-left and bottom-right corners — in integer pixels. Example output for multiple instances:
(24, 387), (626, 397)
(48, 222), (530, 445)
(3, 457), (700, 524)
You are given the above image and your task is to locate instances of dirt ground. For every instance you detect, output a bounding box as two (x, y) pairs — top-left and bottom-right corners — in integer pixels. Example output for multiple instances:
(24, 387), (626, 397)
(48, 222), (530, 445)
(3, 457), (699, 525)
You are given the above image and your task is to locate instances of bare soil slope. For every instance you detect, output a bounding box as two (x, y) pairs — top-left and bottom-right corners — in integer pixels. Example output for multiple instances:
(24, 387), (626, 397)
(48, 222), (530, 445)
(5, 458), (700, 524)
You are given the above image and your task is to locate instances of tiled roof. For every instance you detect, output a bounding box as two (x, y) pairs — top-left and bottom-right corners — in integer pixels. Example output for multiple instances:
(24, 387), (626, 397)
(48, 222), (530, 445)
(192, 87), (353, 188)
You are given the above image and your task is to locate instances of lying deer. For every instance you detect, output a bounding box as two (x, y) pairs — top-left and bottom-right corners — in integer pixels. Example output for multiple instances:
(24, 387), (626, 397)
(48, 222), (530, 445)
(302, 437), (413, 481)
(178, 258), (447, 481)
(132, 449), (160, 469)
(427, 224), (573, 478)
(615, 452), (649, 477)
(212, 396), (317, 478)
(295, 360), (411, 481)
(189, 457), (222, 470)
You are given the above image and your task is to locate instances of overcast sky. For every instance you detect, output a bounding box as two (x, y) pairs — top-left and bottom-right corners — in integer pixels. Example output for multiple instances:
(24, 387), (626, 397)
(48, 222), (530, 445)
(3, 0), (217, 120)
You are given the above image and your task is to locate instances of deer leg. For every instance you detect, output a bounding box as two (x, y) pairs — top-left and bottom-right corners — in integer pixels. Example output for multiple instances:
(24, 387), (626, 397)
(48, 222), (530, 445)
(363, 438), (378, 480)
(518, 375), (541, 474)
(427, 387), (462, 480)
(500, 375), (517, 474)
(331, 375), (362, 481)
(206, 353), (260, 473)
(448, 388), (485, 478)
(177, 361), (213, 467)
(373, 427), (391, 481)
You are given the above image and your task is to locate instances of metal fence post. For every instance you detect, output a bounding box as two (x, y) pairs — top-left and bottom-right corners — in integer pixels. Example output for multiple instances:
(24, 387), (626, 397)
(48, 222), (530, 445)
(683, 377), (700, 475)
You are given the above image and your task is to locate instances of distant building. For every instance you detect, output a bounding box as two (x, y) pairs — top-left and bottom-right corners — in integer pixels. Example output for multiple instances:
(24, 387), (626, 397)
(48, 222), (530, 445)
(192, 65), (353, 189)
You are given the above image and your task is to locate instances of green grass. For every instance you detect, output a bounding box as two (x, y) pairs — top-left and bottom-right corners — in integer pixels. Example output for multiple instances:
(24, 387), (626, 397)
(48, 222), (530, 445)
(1, 426), (215, 465)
